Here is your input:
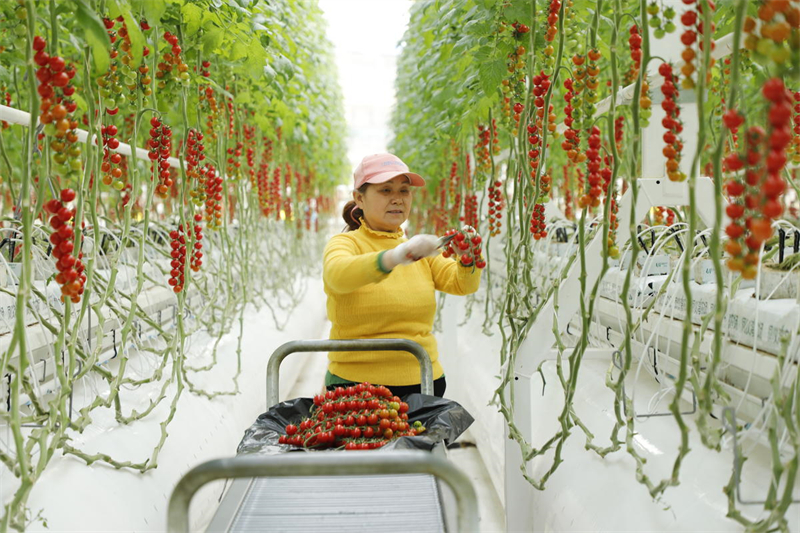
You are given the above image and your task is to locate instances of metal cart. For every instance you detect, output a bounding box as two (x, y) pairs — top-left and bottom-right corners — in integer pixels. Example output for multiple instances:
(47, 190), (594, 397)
(167, 339), (479, 532)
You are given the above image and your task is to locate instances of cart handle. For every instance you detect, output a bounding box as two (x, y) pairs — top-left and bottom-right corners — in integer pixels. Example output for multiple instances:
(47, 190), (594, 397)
(167, 451), (478, 532)
(266, 338), (434, 407)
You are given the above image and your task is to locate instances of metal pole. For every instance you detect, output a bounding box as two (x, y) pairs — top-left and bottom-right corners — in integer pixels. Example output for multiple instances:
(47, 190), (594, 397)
(266, 338), (434, 407)
(167, 451), (479, 532)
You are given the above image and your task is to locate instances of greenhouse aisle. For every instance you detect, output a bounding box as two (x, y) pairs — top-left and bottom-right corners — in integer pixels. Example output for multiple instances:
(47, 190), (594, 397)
(282, 321), (507, 533)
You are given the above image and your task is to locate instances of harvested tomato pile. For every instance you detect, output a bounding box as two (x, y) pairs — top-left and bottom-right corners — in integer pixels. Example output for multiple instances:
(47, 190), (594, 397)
(279, 383), (425, 450)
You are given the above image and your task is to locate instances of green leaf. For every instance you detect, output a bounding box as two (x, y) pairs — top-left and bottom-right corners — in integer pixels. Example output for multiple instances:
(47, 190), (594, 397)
(230, 40), (249, 61)
(76, 0), (111, 74)
(246, 48), (268, 80)
(181, 3), (203, 37)
(478, 59), (505, 97)
(141, 0), (168, 26)
(121, 9), (144, 69)
(203, 28), (224, 55)
(107, 0), (122, 19)
(273, 56), (295, 81)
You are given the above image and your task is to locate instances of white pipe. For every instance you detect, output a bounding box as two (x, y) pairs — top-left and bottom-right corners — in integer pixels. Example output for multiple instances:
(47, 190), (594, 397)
(0, 104), (182, 169)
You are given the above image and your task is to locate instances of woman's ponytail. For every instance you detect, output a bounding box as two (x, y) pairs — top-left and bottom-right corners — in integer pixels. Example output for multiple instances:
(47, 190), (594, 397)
(342, 200), (363, 231)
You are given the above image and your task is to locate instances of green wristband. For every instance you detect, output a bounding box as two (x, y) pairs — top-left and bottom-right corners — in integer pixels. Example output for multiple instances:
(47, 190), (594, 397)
(377, 250), (392, 274)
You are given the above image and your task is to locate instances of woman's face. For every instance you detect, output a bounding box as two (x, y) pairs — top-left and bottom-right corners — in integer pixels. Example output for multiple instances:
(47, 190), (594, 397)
(354, 175), (413, 232)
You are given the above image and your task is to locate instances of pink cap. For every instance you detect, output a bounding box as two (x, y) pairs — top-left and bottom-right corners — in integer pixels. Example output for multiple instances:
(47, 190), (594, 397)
(353, 153), (425, 190)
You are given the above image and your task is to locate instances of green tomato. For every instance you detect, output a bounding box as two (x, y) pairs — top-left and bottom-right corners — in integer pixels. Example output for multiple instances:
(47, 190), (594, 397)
(572, 96), (583, 107)
(53, 152), (67, 165)
(664, 21), (676, 33)
(68, 145), (82, 157)
(44, 123), (57, 136)
(654, 28), (666, 39)
(69, 159), (82, 171)
(770, 44), (790, 64)
(105, 98), (116, 109)
(112, 83), (123, 94)
(646, 2), (659, 15)
(113, 180), (125, 191)
(14, 24), (26, 37)
(663, 7), (675, 19)
(648, 17), (660, 29)
(15, 7), (27, 20)
(756, 38), (774, 56)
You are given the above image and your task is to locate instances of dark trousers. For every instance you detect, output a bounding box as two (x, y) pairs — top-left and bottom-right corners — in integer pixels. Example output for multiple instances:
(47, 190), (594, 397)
(326, 376), (447, 399)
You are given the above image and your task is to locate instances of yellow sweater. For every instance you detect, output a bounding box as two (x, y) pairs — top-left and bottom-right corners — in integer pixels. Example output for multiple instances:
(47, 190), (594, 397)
(323, 223), (482, 386)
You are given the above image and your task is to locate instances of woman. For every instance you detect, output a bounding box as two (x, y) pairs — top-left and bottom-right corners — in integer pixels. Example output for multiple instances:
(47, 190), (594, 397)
(322, 153), (483, 398)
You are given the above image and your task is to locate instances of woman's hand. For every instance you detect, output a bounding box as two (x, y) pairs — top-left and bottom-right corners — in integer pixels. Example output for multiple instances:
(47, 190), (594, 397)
(381, 234), (440, 271)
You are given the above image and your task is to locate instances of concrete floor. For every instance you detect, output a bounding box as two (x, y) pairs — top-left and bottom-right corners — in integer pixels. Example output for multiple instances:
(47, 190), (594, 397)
(284, 344), (506, 532)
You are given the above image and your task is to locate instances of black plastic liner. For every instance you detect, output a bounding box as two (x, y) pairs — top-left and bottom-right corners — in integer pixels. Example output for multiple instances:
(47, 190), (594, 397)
(237, 393), (474, 455)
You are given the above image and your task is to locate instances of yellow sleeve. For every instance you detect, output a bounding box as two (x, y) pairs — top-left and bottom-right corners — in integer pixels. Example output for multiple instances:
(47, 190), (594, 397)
(426, 253), (482, 295)
(323, 235), (390, 294)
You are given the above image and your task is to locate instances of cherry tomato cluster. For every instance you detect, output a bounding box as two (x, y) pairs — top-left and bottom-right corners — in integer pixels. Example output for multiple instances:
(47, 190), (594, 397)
(562, 77), (582, 162)
(488, 179), (504, 237)
(530, 203), (547, 240)
(511, 20), (530, 36)
(629, 25), (643, 75)
(100, 124), (123, 189)
(200, 59), (211, 78)
(269, 166), (282, 220)
(101, 16), (152, 107)
(147, 116), (173, 198)
(679, 0), (716, 90)
(226, 141), (244, 181)
(46, 189), (85, 303)
(654, 206), (676, 226)
(462, 193), (478, 228)
(449, 158), (459, 205)
(646, 2), (677, 39)
(529, 72), (551, 184)
(659, 63), (686, 182)
(543, 0), (560, 44)
(226, 97), (235, 136)
(475, 124), (492, 173)
(572, 49), (601, 136)
(578, 126), (603, 209)
(279, 383), (422, 450)
(203, 163), (224, 229)
(724, 78), (792, 279)
(168, 224), (187, 292)
(441, 228), (486, 269)
(34, 37), (81, 178)
(185, 128), (206, 206)
(791, 91), (800, 164)
(244, 124), (257, 185)
(198, 86), (220, 141)
(256, 160), (271, 216)
(189, 216), (204, 272)
(722, 107), (745, 172)
(743, 0), (799, 65)
(502, 45), (527, 129)
(156, 31), (189, 91)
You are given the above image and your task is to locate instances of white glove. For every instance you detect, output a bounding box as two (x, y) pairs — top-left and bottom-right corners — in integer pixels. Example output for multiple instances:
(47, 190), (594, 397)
(381, 234), (440, 271)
